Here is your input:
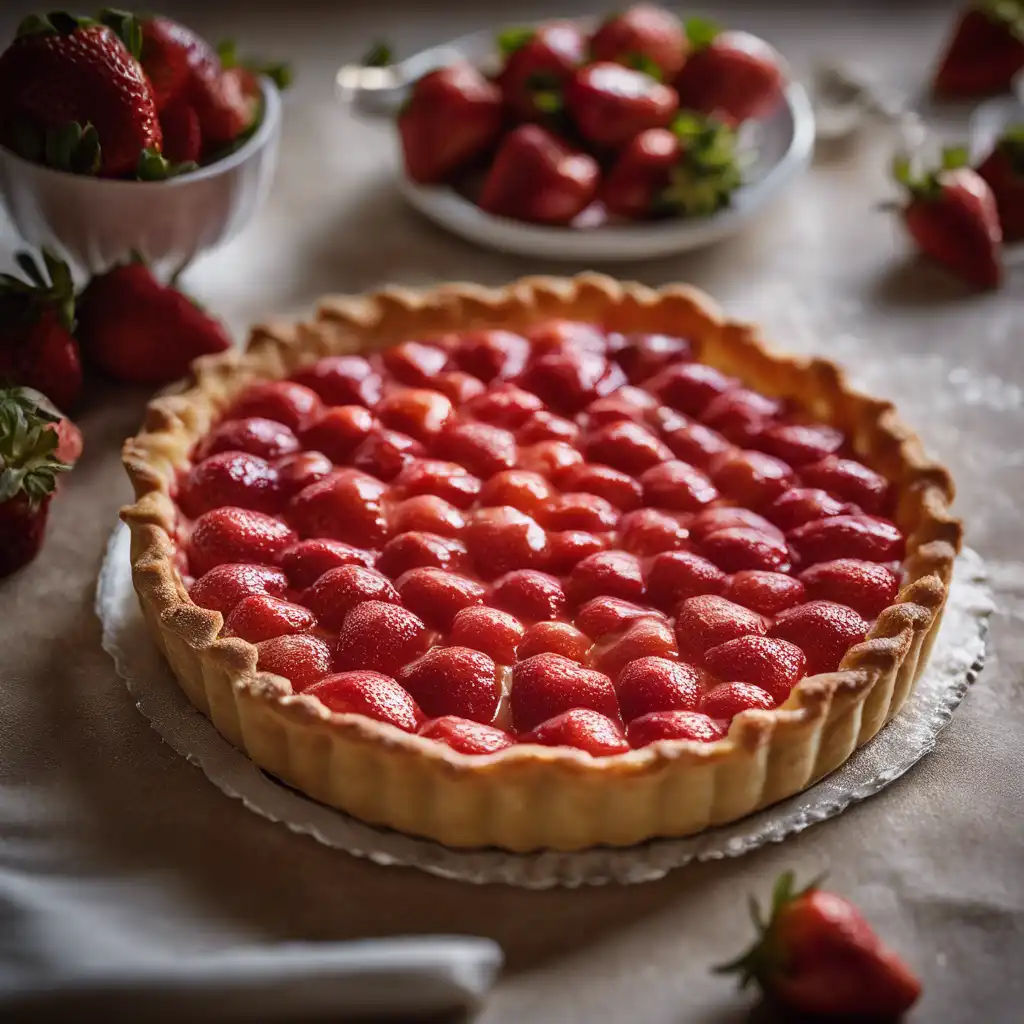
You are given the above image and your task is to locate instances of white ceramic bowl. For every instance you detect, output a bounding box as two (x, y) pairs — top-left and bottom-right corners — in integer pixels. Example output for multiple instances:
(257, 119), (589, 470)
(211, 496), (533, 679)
(338, 26), (815, 261)
(0, 78), (281, 274)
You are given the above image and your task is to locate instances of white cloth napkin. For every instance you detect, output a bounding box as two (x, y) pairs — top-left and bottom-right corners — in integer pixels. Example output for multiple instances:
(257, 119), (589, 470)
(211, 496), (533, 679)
(0, 872), (502, 1021)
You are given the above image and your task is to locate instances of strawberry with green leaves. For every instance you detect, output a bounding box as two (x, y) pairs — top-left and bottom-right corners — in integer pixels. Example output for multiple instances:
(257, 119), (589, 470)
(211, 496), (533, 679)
(932, 1), (1024, 97)
(893, 147), (1003, 289)
(976, 124), (1024, 240)
(399, 63), (504, 184)
(496, 21), (586, 122)
(0, 10), (162, 177)
(674, 18), (783, 125)
(76, 258), (232, 386)
(0, 387), (78, 577)
(717, 872), (922, 1019)
(589, 4), (688, 83)
(0, 250), (82, 412)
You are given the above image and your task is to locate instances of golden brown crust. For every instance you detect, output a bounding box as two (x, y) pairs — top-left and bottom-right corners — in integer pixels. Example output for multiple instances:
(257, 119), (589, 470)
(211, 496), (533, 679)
(121, 274), (961, 852)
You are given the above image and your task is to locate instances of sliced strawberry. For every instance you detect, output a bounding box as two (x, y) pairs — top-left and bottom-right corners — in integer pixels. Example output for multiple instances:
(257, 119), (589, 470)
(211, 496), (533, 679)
(590, 5), (688, 81)
(195, 417), (299, 462)
(449, 606), (525, 664)
(894, 148), (1002, 290)
(699, 526), (792, 574)
(464, 382), (544, 428)
(419, 716), (515, 755)
(789, 514), (905, 565)
(766, 486), (852, 532)
(689, 505), (784, 542)
(568, 549), (646, 605)
(376, 532), (469, 578)
(612, 334), (693, 385)
(432, 370), (486, 405)
(380, 341), (449, 387)
(592, 616), (678, 679)
(277, 538), (375, 589)
(674, 594), (767, 662)
(399, 63), (503, 184)
(701, 681), (776, 719)
(527, 319), (609, 355)
(701, 388), (783, 446)
(640, 459), (718, 510)
(226, 381), (322, 432)
(299, 406), (377, 463)
(479, 124), (600, 225)
(188, 563), (289, 616)
(644, 362), (734, 416)
(560, 463), (643, 511)
(222, 594), (316, 643)
(305, 671), (421, 732)
(800, 455), (890, 515)
(519, 349), (622, 415)
(656, 411), (733, 469)
(798, 559), (900, 619)
(757, 422), (844, 466)
(583, 386), (660, 426)
(770, 600), (870, 674)
(525, 708), (629, 756)
(721, 570), (805, 616)
(464, 506), (550, 579)
(376, 388), (453, 443)
(188, 507), (295, 576)
(517, 621), (592, 662)
(516, 410), (581, 446)
(546, 530), (608, 573)
(453, 329), (531, 383)
(395, 567), (486, 630)
(301, 564), (399, 631)
(645, 550), (727, 610)
(491, 569), (567, 622)
(333, 601), (430, 676)
(390, 458), (481, 510)
(398, 646), (501, 724)
(627, 710), (727, 747)
(478, 469), (555, 518)
(434, 421), (517, 478)
(179, 452), (281, 518)
(574, 595), (663, 639)
(511, 653), (619, 732)
(932, 5), (1024, 98)
(585, 420), (672, 474)
(351, 428), (424, 481)
(616, 656), (702, 722)
(710, 448), (795, 507)
(275, 451), (334, 499)
(704, 634), (806, 703)
(618, 508), (690, 556)
(256, 633), (333, 691)
(287, 469), (389, 547)
(290, 354), (382, 407)
(390, 495), (466, 537)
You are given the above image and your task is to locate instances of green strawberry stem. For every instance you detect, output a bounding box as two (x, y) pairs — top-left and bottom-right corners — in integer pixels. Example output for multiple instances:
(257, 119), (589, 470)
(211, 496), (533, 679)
(0, 387), (70, 508)
(683, 16), (721, 50)
(136, 148), (198, 181)
(893, 145), (969, 200)
(497, 26), (535, 58)
(0, 248), (75, 332)
(216, 39), (293, 89)
(43, 121), (101, 175)
(625, 52), (664, 81)
(96, 8), (142, 60)
(977, 0), (1024, 41)
(997, 123), (1024, 173)
(16, 11), (93, 39)
(656, 113), (744, 217)
(361, 40), (394, 67)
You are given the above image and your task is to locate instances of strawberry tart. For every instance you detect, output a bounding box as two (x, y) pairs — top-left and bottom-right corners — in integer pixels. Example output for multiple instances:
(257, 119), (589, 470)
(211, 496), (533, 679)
(122, 275), (960, 851)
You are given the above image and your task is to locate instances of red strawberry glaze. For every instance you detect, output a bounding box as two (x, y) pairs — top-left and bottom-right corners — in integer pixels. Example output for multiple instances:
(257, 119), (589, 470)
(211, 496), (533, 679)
(172, 322), (909, 757)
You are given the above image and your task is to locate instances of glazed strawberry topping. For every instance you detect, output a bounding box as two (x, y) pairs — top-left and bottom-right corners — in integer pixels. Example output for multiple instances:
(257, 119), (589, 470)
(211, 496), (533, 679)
(174, 321), (909, 755)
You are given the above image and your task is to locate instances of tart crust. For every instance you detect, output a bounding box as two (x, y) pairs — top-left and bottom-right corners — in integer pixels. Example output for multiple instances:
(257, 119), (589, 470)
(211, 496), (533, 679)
(121, 274), (961, 852)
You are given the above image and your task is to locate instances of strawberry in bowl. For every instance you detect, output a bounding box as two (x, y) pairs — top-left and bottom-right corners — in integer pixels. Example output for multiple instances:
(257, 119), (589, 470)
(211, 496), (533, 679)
(339, 3), (813, 259)
(0, 9), (290, 273)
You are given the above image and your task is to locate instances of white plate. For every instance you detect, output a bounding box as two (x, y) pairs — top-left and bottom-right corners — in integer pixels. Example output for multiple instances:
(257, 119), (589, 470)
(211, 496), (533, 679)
(337, 25), (816, 261)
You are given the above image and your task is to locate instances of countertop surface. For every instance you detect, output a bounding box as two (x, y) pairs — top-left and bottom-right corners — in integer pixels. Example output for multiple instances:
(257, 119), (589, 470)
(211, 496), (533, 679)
(1, 1), (1021, 1021)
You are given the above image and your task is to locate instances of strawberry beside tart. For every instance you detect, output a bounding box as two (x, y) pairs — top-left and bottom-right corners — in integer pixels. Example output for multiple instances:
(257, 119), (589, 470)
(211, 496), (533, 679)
(121, 275), (960, 852)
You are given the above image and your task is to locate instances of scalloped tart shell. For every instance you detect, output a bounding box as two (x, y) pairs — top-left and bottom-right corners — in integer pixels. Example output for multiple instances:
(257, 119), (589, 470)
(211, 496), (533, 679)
(121, 274), (961, 852)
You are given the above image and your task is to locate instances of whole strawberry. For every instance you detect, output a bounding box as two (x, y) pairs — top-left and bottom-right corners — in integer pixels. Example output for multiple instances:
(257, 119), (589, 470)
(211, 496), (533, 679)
(674, 18), (783, 125)
(0, 387), (76, 577)
(497, 21), (586, 122)
(932, 1), (1024, 98)
(717, 872), (922, 1019)
(0, 250), (82, 411)
(976, 124), (1024, 240)
(652, 114), (744, 218)
(399, 63), (504, 184)
(0, 10), (161, 177)
(589, 4), (688, 82)
(893, 147), (1003, 289)
(76, 260), (232, 386)
(138, 15), (219, 113)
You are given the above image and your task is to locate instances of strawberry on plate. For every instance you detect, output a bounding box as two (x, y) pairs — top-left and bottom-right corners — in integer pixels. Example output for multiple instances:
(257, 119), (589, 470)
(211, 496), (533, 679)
(496, 21), (586, 122)
(138, 15), (219, 113)
(716, 872), (921, 1019)
(601, 128), (680, 219)
(976, 124), (1024, 241)
(932, 1), (1024, 98)
(564, 62), (678, 150)
(0, 10), (161, 177)
(0, 250), (82, 412)
(479, 124), (599, 224)
(0, 387), (76, 577)
(673, 18), (783, 124)
(76, 259), (232, 385)
(589, 4), (688, 83)
(399, 63), (503, 184)
(893, 146), (1003, 289)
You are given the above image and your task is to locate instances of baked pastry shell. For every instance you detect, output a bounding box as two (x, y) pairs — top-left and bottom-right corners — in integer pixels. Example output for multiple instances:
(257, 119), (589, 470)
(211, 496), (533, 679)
(122, 274), (961, 852)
